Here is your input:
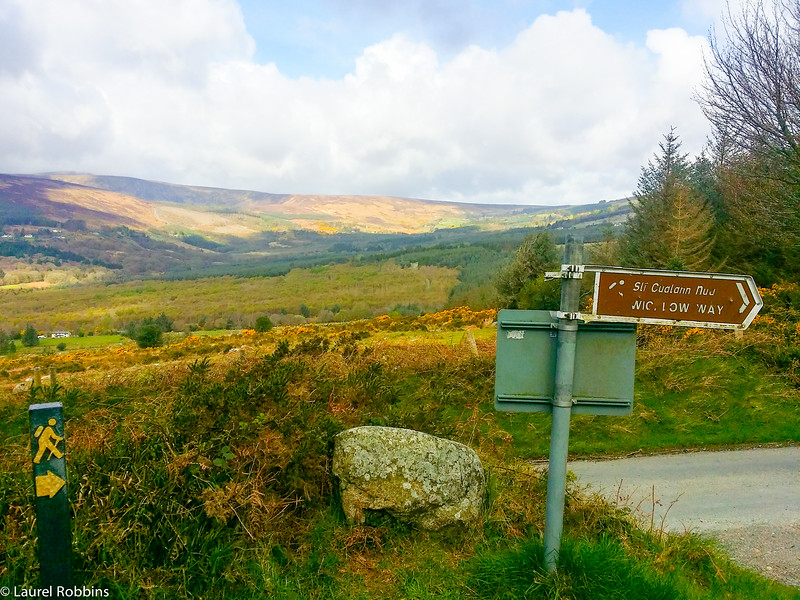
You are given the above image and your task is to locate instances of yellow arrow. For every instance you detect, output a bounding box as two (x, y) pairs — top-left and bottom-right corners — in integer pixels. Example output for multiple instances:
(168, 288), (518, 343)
(36, 470), (65, 498)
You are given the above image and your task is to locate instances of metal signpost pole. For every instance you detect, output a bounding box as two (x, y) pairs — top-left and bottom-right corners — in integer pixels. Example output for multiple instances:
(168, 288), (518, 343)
(543, 236), (583, 572)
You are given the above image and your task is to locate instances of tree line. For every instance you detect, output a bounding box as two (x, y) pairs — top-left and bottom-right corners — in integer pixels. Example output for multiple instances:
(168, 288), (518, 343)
(619, 0), (800, 284)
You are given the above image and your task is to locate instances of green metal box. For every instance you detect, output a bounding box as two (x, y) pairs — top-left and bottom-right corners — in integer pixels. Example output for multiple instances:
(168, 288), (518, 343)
(495, 310), (636, 415)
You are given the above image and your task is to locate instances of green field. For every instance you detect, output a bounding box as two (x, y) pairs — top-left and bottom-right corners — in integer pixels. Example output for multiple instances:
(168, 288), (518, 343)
(34, 335), (129, 350)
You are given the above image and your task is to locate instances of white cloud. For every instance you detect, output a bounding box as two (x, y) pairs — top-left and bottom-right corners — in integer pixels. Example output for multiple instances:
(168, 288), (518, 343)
(0, 2), (712, 205)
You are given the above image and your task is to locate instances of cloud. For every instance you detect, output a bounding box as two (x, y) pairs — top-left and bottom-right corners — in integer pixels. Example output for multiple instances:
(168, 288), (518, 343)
(0, 2), (711, 205)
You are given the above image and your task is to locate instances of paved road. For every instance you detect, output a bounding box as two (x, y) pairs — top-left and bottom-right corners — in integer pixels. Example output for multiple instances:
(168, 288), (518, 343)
(569, 446), (800, 588)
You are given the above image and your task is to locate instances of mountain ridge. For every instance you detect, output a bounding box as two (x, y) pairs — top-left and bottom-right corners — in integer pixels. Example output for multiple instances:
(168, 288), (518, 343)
(2, 172), (625, 236)
(0, 171), (632, 287)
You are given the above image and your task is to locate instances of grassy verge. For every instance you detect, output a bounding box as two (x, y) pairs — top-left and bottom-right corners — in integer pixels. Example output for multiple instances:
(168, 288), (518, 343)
(497, 326), (800, 458)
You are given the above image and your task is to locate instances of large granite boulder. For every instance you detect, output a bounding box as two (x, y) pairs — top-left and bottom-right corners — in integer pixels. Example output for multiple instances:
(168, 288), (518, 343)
(332, 426), (485, 530)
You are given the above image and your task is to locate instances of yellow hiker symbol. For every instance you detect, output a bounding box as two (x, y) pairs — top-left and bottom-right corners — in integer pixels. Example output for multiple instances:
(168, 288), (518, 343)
(33, 418), (64, 464)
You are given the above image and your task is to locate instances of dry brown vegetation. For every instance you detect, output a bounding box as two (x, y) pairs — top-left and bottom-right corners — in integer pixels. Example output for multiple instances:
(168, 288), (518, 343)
(4, 173), (548, 236)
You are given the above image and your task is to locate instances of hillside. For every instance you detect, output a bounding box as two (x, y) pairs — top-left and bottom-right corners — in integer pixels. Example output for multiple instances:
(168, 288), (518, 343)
(0, 174), (163, 231)
(1, 307), (799, 598)
(33, 173), (629, 235)
(0, 172), (631, 289)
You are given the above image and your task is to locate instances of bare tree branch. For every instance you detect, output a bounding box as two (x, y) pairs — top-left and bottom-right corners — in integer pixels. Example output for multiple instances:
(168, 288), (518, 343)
(699, 0), (800, 182)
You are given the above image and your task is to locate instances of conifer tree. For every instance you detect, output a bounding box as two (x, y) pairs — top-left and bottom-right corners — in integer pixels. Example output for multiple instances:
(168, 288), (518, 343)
(663, 185), (716, 271)
(21, 324), (39, 347)
(495, 231), (560, 309)
(621, 128), (717, 270)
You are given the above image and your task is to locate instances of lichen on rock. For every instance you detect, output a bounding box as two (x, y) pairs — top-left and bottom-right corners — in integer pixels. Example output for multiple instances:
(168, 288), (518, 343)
(332, 426), (486, 530)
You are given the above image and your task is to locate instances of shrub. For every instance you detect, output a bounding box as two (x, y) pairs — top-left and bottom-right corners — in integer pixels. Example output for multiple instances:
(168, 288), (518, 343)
(254, 314), (274, 332)
(135, 324), (163, 348)
(21, 324), (39, 347)
(0, 330), (16, 355)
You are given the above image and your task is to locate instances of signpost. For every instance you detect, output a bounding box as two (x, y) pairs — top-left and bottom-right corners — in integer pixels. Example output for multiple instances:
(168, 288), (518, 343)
(494, 246), (764, 573)
(29, 401), (72, 588)
(589, 267), (763, 329)
(541, 237), (581, 572)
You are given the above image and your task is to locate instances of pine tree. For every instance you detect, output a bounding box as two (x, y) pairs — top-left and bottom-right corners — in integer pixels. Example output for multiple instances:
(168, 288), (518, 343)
(621, 128), (717, 270)
(21, 324), (39, 347)
(663, 185), (716, 271)
(495, 231), (560, 309)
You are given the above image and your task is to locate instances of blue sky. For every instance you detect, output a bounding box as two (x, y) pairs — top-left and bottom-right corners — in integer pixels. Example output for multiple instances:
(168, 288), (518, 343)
(239, 1), (708, 78)
(0, 0), (729, 205)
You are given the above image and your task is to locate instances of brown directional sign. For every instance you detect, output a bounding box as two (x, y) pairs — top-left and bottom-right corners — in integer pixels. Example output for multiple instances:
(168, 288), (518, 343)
(588, 267), (763, 329)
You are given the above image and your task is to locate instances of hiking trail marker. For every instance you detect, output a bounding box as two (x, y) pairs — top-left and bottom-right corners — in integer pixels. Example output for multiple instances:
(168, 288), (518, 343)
(494, 242), (764, 573)
(29, 401), (72, 588)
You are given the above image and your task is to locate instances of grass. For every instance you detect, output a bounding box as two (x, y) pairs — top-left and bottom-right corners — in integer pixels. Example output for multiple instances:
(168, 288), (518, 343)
(467, 532), (799, 600)
(1, 308), (799, 598)
(34, 335), (129, 350)
(494, 326), (800, 458)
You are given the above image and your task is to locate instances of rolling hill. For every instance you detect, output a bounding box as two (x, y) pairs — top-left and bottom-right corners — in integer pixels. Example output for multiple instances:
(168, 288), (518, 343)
(0, 171), (631, 288)
(2, 172), (630, 236)
(40, 172), (579, 234)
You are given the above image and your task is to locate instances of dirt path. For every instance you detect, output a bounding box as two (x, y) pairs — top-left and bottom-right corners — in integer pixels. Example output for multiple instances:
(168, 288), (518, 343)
(568, 446), (800, 588)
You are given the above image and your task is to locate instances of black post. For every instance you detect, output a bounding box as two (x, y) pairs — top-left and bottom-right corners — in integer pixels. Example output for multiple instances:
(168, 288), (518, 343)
(29, 402), (72, 588)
